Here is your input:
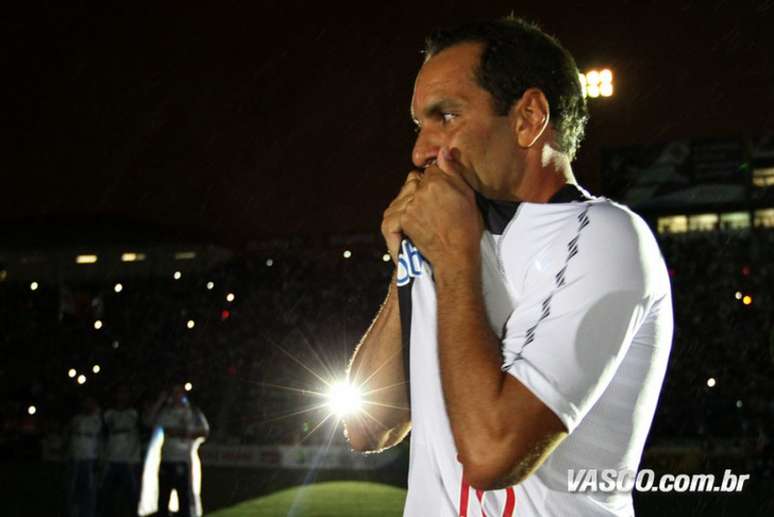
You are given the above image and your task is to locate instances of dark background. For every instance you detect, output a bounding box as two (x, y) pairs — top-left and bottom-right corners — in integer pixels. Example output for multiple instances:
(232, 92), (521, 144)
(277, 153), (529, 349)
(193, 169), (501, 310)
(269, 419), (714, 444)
(4, 1), (773, 246)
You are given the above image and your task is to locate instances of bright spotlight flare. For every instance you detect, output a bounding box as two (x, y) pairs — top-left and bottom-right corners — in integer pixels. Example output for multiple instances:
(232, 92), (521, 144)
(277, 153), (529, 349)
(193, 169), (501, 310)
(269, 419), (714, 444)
(325, 380), (363, 418)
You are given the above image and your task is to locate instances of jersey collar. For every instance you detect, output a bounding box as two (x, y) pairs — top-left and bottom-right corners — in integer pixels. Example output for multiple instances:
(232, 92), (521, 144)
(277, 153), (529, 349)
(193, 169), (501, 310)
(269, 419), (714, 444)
(475, 183), (592, 235)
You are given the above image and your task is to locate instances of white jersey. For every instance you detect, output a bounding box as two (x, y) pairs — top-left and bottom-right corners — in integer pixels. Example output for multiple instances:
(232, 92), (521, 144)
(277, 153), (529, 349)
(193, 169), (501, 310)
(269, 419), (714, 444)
(140, 404), (209, 517)
(156, 404), (209, 463)
(104, 408), (141, 463)
(400, 187), (673, 517)
(69, 412), (102, 461)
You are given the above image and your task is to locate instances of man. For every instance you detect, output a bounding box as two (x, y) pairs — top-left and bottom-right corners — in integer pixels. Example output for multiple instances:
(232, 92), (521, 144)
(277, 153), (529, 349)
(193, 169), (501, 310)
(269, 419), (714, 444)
(99, 385), (141, 517)
(65, 396), (102, 517)
(144, 385), (209, 517)
(344, 17), (673, 516)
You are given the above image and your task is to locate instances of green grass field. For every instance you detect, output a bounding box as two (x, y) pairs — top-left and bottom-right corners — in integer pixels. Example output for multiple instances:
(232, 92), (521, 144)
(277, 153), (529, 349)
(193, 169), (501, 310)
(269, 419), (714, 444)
(208, 481), (407, 517)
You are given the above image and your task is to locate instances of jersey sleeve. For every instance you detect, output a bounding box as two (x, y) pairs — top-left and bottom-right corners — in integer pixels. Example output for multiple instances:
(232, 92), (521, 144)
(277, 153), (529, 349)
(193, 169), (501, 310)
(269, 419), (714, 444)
(501, 204), (664, 433)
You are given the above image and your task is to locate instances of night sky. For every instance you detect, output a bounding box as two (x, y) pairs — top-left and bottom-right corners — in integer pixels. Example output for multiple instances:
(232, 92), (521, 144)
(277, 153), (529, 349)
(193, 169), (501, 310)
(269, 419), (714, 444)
(3, 1), (773, 248)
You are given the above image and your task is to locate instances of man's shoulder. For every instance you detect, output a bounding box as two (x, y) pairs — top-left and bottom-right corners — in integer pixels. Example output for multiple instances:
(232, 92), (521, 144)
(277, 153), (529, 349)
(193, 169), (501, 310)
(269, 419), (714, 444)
(503, 197), (643, 250)
(511, 198), (664, 281)
(524, 196), (657, 252)
(583, 198), (661, 254)
(576, 199), (669, 293)
(585, 197), (647, 227)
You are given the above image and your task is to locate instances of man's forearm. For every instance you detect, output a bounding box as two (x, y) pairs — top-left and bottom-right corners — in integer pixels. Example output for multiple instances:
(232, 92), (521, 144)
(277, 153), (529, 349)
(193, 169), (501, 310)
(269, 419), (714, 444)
(434, 259), (510, 467)
(345, 279), (411, 451)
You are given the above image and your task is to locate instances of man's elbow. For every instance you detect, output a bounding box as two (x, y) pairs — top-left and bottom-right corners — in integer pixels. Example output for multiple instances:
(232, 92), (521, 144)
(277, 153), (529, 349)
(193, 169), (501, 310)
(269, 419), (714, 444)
(343, 419), (381, 452)
(460, 440), (541, 491)
(345, 426), (376, 452)
(344, 420), (410, 453)
(464, 459), (531, 491)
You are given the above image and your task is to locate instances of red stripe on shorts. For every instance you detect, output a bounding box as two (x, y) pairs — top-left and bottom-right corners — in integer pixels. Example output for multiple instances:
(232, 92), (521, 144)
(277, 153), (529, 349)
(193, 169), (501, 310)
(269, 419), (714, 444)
(459, 478), (470, 517)
(502, 487), (515, 517)
(475, 489), (487, 517)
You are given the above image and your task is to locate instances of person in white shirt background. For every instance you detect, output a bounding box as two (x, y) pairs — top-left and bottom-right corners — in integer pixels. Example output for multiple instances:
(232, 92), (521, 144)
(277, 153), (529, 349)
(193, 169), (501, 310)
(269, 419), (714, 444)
(143, 384), (209, 517)
(65, 395), (102, 517)
(99, 384), (141, 517)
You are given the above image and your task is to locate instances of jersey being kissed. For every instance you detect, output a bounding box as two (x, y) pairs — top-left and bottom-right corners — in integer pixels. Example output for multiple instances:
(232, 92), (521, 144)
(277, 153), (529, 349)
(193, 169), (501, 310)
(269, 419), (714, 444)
(400, 186), (673, 517)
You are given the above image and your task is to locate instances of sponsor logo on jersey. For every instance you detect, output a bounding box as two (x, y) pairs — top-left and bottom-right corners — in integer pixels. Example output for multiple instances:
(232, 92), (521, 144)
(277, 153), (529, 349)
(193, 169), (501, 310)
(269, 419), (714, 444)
(396, 239), (425, 287)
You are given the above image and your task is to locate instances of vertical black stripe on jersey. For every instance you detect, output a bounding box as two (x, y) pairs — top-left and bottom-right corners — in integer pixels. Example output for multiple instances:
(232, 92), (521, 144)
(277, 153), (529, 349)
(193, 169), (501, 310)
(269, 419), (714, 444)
(398, 275), (414, 412)
(397, 183), (591, 409)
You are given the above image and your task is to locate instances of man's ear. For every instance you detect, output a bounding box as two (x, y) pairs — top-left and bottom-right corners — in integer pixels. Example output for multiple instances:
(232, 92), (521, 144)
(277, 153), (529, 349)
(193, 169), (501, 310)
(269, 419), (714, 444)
(509, 88), (550, 149)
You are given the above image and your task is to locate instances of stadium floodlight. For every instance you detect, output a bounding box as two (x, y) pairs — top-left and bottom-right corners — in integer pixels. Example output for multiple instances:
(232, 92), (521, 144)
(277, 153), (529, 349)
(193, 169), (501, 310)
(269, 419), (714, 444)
(28, 406), (36, 416)
(206, 281), (214, 290)
(581, 68), (614, 98)
(266, 258), (274, 267)
(742, 295), (752, 306)
(121, 252), (146, 262)
(343, 250), (352, 259)
(92, 364), (101, 374)
(226, 293), (235, 303)
(186, 320), (195, 329)
(707, 377), (716, 388)
(174, 251), (197, 260)
(94, 320), (103, 330)
(68, 368), (77, 378)
(77, 374), (87, 385)
(734, 291), (742, 300)
(30, 281), (39, 291)
(114, 283), (123, 293)
(326, 381), (363, 418)
(76, 254), (98, 264)
(173, 271), (182, 280)
(184, 382), (193, 392)
(382, 254), (391, 263)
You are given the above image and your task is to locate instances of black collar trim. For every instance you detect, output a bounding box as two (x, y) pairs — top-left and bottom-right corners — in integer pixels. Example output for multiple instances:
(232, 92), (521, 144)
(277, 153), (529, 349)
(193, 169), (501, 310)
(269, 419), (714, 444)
(475, 184), (592, 235)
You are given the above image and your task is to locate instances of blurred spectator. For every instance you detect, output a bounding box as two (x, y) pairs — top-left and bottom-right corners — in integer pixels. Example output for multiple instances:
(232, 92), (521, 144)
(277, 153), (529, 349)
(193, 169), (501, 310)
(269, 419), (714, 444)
(65, 395), (101, 517)
(99, 385), (141, 517)
(144, 385), (209, 517)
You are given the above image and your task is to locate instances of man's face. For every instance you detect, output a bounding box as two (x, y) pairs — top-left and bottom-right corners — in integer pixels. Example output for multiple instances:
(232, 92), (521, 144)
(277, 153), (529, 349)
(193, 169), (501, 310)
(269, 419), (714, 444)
(411, 42), (522, 199)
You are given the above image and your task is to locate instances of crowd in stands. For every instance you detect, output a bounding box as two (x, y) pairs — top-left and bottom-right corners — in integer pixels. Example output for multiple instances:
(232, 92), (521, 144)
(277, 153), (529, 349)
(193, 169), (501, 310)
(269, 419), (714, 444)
(1, 227), (772, 475)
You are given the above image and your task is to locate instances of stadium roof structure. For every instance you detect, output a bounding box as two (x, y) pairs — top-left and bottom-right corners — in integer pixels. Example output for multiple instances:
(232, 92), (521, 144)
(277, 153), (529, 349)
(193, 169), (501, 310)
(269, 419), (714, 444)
(0, 215), (232, 284)
(629, 184), (747, 212)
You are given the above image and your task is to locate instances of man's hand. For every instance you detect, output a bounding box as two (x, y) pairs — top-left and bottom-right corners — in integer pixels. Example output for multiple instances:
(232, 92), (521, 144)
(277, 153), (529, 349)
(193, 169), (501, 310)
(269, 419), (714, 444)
(400, 147), (483, 271)
(381, 170), (423, 265)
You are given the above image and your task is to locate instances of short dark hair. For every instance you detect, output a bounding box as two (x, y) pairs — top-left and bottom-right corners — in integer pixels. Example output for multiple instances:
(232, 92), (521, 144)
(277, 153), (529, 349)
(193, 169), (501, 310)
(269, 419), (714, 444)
(424, 16), (588, 160)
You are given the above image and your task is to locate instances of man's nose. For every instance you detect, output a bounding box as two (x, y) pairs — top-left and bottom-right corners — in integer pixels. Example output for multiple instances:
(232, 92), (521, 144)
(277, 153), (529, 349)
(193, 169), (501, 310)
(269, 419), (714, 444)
(412, 130), (440, 169)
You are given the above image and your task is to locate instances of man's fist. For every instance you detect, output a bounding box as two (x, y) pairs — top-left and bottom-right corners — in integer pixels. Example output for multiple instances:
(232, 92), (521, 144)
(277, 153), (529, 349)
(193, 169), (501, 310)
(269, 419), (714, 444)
(381, 170), (423, 265)
(400, 147), (483, 271)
